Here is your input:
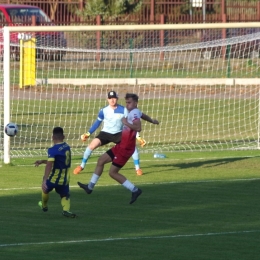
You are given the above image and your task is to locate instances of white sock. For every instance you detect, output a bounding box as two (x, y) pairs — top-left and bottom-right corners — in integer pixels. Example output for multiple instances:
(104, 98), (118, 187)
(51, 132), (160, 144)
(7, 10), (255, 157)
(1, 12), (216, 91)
(122, 180), (137, 192)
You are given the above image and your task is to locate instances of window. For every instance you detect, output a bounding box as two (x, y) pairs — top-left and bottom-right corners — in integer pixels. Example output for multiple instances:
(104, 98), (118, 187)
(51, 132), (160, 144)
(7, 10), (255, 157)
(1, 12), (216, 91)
(6, 8), (51, 25)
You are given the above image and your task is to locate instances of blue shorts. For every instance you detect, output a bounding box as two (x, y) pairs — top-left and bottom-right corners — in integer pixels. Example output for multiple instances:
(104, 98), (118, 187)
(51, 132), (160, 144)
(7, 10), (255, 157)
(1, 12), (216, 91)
(45, 179), (70, 197)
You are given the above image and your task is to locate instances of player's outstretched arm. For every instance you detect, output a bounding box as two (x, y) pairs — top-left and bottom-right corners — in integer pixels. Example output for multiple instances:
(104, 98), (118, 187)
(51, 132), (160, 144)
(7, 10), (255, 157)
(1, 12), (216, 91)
(34, 160), (47, 167)
(141, 113), (159, 125)
(137, 114), (159, 147)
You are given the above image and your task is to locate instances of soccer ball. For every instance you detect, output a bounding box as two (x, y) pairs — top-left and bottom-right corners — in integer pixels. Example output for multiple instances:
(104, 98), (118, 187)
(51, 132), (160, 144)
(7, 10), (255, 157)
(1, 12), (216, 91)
(5, 122), (19, 137)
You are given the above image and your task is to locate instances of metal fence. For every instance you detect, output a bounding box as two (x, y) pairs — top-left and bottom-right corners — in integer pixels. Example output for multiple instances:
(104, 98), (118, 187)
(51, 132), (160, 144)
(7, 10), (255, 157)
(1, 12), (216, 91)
(0, 0), (260, 24)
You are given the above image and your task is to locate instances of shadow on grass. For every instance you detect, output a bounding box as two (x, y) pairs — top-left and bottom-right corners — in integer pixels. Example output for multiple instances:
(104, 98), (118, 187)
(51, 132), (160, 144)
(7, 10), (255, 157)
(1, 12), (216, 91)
(150, 156), (251, 169)
(161, 157), (251, 169)
(1, 180), (260, 259)
(123, 156), (257, 176)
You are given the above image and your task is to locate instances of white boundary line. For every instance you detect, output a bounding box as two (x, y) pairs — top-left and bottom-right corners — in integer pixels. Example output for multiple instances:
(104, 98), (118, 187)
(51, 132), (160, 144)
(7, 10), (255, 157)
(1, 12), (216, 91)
(0, 230), (259, 248)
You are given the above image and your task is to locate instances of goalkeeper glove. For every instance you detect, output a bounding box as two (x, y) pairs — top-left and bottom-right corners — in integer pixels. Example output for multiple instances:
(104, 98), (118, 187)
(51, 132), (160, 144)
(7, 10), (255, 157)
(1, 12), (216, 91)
(81, 132), (90, 142)
(136, 136), (146, 147)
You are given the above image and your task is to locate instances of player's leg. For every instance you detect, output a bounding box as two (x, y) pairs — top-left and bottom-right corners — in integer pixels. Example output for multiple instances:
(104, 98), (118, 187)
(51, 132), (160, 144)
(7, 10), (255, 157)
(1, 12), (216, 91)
(109, 147), (142, 204)
(78, 152), (112, 193)
(74, 132), (119, 174)
(38, 191), (49, 212)
(81, 138), (101, 167)
(109, 164), (142, 204)
(132, 147), (143, 176)
(73, 138), (101, 174)
(57, 185), (77, 218)
(109, 164), (127, 183)
(38, 180), (53, 212)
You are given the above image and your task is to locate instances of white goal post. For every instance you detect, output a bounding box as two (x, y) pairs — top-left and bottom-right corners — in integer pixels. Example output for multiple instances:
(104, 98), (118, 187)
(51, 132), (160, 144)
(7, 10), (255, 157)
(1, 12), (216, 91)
(2, 23), (260, 164)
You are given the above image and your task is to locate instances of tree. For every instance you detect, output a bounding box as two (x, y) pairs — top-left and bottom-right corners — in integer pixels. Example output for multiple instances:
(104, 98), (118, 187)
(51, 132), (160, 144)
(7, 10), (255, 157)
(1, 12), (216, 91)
(45, 0), (77, 21)
(48, 0), (59, 20)
(76, 0), (143, 19)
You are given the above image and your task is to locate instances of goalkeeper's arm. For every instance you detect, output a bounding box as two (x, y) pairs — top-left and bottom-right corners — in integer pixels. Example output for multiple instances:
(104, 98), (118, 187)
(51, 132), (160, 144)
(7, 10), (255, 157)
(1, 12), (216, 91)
(81, 118), (102, 141)
(136, 132), (146, 148)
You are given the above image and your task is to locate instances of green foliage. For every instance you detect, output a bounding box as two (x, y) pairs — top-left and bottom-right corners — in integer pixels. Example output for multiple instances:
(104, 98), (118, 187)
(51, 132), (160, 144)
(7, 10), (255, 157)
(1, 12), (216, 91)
(76, 0), (143, 19)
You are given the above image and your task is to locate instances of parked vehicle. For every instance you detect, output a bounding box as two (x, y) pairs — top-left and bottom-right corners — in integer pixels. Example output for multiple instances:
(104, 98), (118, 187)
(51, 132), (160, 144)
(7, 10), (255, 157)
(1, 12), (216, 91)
(0, 4), (67, 61)
(201, 28), (260, 59)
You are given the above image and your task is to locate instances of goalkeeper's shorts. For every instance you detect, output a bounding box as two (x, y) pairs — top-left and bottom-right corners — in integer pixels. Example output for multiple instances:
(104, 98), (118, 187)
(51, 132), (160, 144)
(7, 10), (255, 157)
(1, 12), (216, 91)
(96, 131), (122, 146)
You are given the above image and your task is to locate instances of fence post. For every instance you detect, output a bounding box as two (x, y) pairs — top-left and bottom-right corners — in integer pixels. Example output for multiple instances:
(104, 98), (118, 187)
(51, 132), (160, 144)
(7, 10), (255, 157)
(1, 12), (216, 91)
(150, 0), (155, 23)
(257, 1), (260, 21)
(79, 0), (84, 22)
(222, 13), (227, 60)
(96, 15), (101, 61)
(221, 0), (226, 17)
(221, 0), (226, 60)
(160, 14), (164, 60)
(79, 0), (84, 11)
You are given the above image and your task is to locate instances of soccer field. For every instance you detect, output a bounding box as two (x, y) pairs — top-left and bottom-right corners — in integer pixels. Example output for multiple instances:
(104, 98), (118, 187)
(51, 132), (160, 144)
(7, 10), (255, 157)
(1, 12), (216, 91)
(1, 150), (260, 260)
(3, 23), (260, 259)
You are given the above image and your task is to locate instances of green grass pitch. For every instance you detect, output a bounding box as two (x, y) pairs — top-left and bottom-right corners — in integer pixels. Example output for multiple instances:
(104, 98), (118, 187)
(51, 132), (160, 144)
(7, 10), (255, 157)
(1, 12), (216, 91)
(1, 150), (260, 259)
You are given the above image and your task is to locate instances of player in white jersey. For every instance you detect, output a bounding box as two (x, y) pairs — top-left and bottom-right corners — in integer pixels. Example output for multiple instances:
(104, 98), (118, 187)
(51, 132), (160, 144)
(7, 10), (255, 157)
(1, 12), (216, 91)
(73, 91), (147, 175)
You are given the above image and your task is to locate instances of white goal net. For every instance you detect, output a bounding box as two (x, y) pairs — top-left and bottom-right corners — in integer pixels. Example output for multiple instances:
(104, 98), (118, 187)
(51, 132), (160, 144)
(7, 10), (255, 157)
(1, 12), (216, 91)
(1, 23), (260, 162)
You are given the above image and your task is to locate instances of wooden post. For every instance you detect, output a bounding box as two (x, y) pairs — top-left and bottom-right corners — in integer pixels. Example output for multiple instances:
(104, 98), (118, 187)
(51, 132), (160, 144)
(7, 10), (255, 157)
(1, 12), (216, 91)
(96, 15), (101, 62)
(160, 14), (164, 60)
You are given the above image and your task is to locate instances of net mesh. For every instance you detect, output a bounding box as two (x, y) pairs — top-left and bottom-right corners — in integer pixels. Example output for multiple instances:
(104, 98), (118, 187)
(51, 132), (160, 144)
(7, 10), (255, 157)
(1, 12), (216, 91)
(1, 26), (260, 157)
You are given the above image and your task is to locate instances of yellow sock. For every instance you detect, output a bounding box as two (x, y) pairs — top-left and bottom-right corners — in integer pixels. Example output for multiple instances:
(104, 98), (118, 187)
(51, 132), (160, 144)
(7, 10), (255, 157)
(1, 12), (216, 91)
(42, 191), (49, 208)
(61, 197), (70, 211)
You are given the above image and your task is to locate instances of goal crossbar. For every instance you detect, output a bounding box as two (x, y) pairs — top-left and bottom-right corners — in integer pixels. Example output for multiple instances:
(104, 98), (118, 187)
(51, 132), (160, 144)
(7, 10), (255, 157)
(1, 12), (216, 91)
(4, 22), (260, 33)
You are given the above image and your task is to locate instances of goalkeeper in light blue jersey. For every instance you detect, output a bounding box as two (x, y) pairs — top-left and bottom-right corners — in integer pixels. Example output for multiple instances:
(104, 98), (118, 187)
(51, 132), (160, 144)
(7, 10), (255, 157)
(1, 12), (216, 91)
(73, 90), (148, 176)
